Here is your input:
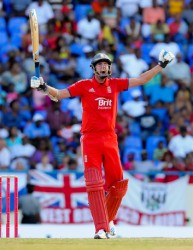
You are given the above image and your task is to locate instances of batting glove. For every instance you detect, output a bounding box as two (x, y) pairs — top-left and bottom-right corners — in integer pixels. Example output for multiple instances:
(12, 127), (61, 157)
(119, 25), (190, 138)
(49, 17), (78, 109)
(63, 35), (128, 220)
(158, 49), (175, 68)
(30, 76), (47, 92)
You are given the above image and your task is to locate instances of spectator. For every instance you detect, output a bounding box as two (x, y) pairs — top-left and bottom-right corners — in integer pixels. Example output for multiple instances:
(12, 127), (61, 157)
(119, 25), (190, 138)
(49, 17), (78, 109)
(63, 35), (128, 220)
(67, 158), (78, 171)
(76, 45), (94, 79)
(122, 89), (147, 118)
(98, 19), (115, 46)
(48, 49), (76, 80)
(169, 88), (192, 118)
(2, 99), (29, 130)
(35, 154), (54, 171)
(116, 0), (140, 19)
(6, 126), (22, 149)
(148, 73), (175, 105)
(153, 140), (167, 160)
(167, 0), (184, 16)
(185, 152), (193, 171)
(102, 0), (118, 29)
(125, 16), (141, 40)
(77, 10), (101, 45)
(0, 138), (11, 170)
(23, 113), (51, 141)
(30, 138), (55, 169)
(25, 0), (54, 34)
(164, 53), (191, 87)
(143, 0), (165, 24)
(150, 34), (180, 61)
(168, 13), (188, 44)
(168, 126), (193, 159)
(134, 150), (155, 181)
(119, 48), (149, 78)
(10, 0), (32, 16)
(19, 183), (41, 224)
(137, 105), (159, 144)
(58, 154), (71, 170)
(1, 62), (28, 94)
(151, 20), (169, 43)
(54, 139), (68, 166)
(46, 101), (71, 135)
(9, 135), (36, 170)
(55, 7), (77, 44)
(182, 0), (193, 24)
(123, 152), (135, 170)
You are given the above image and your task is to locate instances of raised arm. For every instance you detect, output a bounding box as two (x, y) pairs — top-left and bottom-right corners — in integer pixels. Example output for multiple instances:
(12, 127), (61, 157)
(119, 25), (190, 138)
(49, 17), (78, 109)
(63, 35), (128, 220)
(129, 50), (175, 88)
(30, 77), (71, 101)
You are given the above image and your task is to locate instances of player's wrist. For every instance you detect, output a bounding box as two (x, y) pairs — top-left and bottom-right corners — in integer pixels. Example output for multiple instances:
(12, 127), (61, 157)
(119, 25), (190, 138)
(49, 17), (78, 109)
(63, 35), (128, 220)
(158, 61), (168, 68)
(37, 81), (48, 92)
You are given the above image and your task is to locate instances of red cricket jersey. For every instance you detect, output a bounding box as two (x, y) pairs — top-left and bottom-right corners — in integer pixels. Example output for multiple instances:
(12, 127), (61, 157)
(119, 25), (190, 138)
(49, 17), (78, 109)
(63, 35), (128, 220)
(68, 77), (129, 134)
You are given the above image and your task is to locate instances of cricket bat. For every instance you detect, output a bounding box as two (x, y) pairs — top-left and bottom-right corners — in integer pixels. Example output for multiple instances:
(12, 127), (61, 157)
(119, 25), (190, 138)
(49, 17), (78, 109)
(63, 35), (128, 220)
(29, 9), (40, 77)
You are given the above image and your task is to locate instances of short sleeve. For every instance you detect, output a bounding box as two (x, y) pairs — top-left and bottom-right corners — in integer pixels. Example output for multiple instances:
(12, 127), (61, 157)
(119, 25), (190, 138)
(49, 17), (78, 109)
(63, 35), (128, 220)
(115, 78), (129, 92)
(67, 80), (86, 97)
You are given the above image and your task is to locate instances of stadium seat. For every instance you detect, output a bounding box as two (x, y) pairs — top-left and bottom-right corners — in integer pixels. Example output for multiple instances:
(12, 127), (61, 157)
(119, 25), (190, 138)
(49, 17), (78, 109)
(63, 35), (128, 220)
(187, 44), (193, 66)
(124, 135), (142, 149)
(70, 43), (84, 57)
(123, 148), (141, 163)
(129, 122), (141, 136)
(119, 17), (130, 35)
(151, 108), (168, 122)
(146, 135), (167, 160)
(0, 31), (9, 47)
(10, 33), (22, 48)
(74, 4), (92, 22)
(60, 98), (71, 112)
(141, 43), (154, 64)
(8, 17), (27, 35)
(121, 86), (142, 103)
(0, 17), (6, 32)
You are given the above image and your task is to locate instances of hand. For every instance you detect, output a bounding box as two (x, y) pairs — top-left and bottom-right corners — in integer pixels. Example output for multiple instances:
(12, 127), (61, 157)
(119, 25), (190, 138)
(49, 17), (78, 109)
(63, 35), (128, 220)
(158, 49), (175, 68)
(30, 76), (47, 92)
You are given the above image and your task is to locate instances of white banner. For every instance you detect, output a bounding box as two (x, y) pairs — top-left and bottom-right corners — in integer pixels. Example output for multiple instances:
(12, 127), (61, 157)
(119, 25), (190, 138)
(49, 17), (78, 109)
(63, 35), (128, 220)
(117, 173), (189, 226)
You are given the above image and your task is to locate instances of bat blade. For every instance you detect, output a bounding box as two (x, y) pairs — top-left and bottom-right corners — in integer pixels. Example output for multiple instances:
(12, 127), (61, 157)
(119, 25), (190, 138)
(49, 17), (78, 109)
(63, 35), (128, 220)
(29, 9), (40, 77)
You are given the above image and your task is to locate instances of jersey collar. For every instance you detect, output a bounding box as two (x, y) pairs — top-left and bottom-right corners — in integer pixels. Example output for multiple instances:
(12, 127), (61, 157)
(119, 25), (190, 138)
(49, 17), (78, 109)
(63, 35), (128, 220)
(92, 76), (109, 87)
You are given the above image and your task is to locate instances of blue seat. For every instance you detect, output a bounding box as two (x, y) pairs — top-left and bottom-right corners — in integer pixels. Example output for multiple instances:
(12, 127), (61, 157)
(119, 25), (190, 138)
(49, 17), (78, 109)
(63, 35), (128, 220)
(119, 17), (130, 34)
(0, 31), (9, 46)
(60, 98), (71, 112)
(10, 33), (22, 48)
(121, 86), (142, 103)
(146, 136), (167, 160)
(151, 108), (168, 121)
(124, 135), (142, 149)
(74, 4), (92, 22)
(187, 44), (193, 66)
(70, 43), (84, 56)
(123, 148), (141, 163)
(0, 17), (6, 32)
(141, 43), (154, 64)
(129, 122), (141, 136)
(8, 17), (27, 35)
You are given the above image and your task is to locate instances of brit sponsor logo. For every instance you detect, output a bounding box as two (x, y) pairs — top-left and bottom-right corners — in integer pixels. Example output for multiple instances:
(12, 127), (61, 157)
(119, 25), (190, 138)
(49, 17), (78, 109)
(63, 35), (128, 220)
(95, 97), (112, 109)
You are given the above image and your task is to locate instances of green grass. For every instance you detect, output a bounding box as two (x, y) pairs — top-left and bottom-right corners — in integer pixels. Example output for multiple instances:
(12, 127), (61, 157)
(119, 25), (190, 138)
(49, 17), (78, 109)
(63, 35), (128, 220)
(0, 239), (193, 250)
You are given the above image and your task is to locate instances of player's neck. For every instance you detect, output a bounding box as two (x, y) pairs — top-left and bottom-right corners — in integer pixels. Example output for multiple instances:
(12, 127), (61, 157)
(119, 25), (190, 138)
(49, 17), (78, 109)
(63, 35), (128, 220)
(94, 74), (106, 84)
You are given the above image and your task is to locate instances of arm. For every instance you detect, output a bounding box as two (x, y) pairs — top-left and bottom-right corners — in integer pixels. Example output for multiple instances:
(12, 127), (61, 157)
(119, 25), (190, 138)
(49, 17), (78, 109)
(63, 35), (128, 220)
(129, 65), (162, 88)
(31, 77), (71, 101)
(129, 50), (175, 88)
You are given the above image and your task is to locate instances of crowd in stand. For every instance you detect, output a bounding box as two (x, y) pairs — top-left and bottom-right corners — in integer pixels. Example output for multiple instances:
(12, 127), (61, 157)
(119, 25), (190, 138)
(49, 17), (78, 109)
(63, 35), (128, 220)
(0, 0), (193, 182)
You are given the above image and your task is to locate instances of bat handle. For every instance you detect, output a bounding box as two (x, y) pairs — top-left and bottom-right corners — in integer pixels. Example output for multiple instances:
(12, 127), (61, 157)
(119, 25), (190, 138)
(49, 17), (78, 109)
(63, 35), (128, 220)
(35, 62), (40, 77)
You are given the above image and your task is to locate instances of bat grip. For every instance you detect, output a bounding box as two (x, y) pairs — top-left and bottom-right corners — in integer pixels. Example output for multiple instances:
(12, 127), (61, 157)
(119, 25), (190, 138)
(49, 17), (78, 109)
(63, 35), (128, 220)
(35, 62), (40, 77)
